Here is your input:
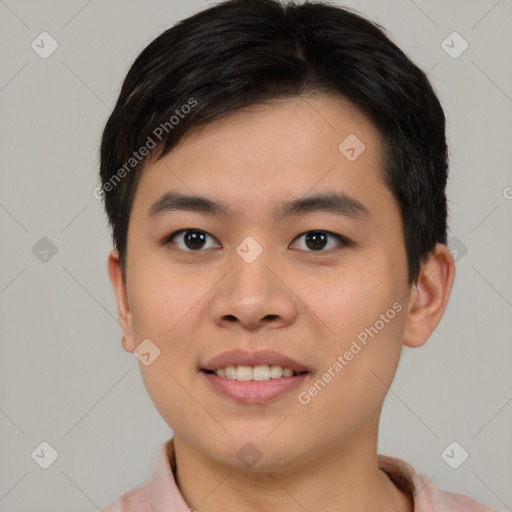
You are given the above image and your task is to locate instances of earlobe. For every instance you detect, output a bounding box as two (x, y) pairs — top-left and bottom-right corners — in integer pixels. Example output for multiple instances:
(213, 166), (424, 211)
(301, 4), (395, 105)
(402, 243), (456, 348)
(107, 249), (136, 353)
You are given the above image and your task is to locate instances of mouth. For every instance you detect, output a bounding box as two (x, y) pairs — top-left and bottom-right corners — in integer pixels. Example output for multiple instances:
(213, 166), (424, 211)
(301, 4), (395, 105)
(200, 349), (311, 403)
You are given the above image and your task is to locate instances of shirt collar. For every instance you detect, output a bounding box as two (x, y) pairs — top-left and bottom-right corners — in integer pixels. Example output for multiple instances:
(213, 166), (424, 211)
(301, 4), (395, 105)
(149, 438), (191, 512)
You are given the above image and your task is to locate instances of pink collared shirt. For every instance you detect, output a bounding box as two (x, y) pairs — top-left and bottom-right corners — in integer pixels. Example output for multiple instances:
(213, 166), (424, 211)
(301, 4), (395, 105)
(101, 438), (497, 512)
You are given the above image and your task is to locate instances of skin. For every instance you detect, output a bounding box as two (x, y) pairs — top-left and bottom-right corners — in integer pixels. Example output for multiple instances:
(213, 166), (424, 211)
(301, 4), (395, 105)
(108, 93), (455, 512)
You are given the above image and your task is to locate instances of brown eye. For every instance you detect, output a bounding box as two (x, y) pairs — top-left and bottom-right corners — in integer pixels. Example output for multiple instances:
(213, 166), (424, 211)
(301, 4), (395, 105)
(290, 230), (349, 252)
(165, 229), (220, 251)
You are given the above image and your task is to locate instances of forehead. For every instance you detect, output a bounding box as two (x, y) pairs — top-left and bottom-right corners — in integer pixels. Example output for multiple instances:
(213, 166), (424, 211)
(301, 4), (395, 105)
(132, 94), (393, 224)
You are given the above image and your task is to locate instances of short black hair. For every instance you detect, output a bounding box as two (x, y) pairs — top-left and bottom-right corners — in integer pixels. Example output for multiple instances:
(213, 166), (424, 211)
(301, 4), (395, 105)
(99, 0), (449, 286)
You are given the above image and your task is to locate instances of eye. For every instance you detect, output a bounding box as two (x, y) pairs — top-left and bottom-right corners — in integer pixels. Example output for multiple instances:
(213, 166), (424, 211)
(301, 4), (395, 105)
(164, 229), (220, 251)
(290, 230), (350, 252)
(163, 229), (350, 253)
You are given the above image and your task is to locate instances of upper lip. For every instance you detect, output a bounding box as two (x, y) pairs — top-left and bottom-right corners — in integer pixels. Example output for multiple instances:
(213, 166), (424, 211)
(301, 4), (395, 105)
(202, 349), (310, 373)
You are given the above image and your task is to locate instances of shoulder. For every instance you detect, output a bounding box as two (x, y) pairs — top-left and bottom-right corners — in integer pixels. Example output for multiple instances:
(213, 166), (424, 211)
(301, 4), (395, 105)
(431, 486), (498, 512)
(101, 481), (151, 512)
(377, 454), (497, 512)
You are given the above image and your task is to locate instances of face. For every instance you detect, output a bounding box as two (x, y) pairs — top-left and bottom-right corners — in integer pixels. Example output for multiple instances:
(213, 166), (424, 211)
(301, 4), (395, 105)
(110, 94), (418, 470)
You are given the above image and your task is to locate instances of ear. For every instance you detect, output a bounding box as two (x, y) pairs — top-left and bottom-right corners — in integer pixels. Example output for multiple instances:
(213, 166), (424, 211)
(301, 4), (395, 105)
(402, 243), (456, 348)
(107, 248), (136, 353)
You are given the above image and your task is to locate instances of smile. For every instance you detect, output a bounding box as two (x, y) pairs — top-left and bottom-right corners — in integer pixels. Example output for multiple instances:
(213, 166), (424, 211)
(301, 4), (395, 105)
(205, 364), (306, 381)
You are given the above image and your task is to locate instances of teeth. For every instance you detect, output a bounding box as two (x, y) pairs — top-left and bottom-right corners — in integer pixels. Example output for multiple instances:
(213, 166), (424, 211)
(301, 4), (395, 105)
(225, 366), (236, 379)
(236, 365), (253, 381)
(212, 364), (300, 381)
(269, 365), (283, 379)
(253, 365), (269, 381)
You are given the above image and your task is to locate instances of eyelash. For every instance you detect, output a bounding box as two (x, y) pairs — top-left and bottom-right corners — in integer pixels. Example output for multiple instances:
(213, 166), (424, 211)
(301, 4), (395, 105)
(163, 229), (351, 252)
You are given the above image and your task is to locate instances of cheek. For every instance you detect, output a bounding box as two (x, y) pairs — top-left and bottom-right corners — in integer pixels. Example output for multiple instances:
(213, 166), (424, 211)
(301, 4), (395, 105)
(296, 304), (407, 440)
(137, 359), (201, 437)
(128, 257), (207, 338)
(299, 261), (398, 337)
(300, 262), (407, 391)
(127, 263), (207, 428)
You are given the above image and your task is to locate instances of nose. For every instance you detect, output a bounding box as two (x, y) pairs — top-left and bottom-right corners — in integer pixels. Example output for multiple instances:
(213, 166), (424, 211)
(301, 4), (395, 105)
(209, 251), (297, 332)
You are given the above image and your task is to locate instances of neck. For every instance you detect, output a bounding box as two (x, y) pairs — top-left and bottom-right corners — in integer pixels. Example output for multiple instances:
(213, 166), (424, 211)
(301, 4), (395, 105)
(172, 435), (413, 512)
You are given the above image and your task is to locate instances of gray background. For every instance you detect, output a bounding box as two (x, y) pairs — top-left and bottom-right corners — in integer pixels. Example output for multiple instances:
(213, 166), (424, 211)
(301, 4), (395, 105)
(1, 0), (511, 510)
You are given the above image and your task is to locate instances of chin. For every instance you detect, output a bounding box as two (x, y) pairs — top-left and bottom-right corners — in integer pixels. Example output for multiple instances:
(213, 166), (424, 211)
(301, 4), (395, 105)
(202, 431), (306, 472)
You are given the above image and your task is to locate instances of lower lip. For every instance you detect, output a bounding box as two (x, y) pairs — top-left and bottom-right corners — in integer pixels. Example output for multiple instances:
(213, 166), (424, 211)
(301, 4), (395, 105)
(201, 371), (309, 404)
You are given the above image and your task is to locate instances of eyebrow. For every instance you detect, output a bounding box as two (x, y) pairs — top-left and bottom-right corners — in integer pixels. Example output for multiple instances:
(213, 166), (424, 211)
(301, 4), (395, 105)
(148, 191), (370, 222)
